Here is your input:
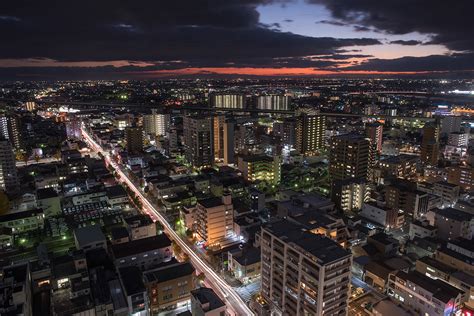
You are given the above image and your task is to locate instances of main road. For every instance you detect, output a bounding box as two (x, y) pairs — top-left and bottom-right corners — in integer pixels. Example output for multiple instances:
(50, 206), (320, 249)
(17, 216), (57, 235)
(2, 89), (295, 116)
(81, 128), (254, 316)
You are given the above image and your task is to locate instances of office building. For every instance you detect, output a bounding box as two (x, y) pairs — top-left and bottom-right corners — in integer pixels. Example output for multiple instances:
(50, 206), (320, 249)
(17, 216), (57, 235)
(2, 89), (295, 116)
(143, 109), (170, 137)
(237, 154), (281, 185)
(331, 177), (370, 213)
(329, 134), (371, 181)
(420, 122), (440, 166)
(260, 220), (352, 316)
(0, 139), (19, 194)
(193, 194), (234, 246)
(366, 122), (383, 153)
(210, 93), (246, 109)
(256, 95), (290, 111)
(295, 114), (326, 156)
(125, 126), (144, 154)
(183, 116), (214, 168)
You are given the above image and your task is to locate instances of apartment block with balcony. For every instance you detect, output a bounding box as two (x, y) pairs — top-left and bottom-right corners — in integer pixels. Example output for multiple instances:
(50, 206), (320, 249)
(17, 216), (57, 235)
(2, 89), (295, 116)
(260, 220), (352, 316)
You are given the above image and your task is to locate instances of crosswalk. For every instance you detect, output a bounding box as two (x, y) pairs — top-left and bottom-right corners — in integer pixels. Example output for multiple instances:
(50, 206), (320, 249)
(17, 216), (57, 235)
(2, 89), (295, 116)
(234, 280), (261, 302)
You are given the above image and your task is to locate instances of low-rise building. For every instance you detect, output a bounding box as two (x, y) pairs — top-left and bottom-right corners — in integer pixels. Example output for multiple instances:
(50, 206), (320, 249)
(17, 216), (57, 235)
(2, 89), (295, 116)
(111, 234), (172, 270)
(191, 287), (226, 316)
(426, 208), (473, 240)
(0, 264), (32, 316)
(0, 208), (45, 235)
(433, 181), (460, 208)
(359, 202), (404, 230)
(409, 219), (437, 240)
(73, 225), (107, 252)
(144, 261), (195, 313)
(387, 271), (464, 316)
(228, 246), (261, 284)
(124, 214), (157, 241)
(36, 188), (61, 217)
(119, 266), (149, 316)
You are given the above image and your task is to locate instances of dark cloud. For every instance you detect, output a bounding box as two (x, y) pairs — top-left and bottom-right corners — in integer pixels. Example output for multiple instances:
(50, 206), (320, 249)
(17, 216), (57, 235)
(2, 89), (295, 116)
(0, 0), (378, 64)
(310, 0), (474, 52)
(317, 20), (348, 27)
(389, 40), (422, 46)
(283, 19), (294, 23)
(346, 53), (474, 72)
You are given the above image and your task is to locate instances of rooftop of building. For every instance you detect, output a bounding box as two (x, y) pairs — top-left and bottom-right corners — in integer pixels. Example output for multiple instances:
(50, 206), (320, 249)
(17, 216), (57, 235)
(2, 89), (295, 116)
(191, 287), (225, 311)
(0, 208), (44, 222)
(119, 266), (145, 296)
(447, 237), (474, 252)
(394, 271), (463, 303)
(264, 220), (350, 264)
(111, 234), (171, 258)
(230, 246), (261, 266)
(433, 207), (472, 222)
(198, 197), (224, 208)
(380, 154), (418, 164)
(111, 227), (129, 240)
(74, 225), (106, 248)
(105, 185), (127, 198)
(36, 188), (58, 200)
(144, 262), (195, 284)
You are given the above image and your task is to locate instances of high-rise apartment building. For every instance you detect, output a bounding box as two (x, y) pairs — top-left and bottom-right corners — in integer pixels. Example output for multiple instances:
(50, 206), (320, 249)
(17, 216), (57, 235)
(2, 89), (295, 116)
(213, 115), (225, 160)
(0, 115), (22, 149)
(210, 94), (246, 109)
(143, 109), (170, 137)
(0, 139), (19, 194)
(273, 118), (296, 147)
(125, 126), (144, 154)
(193, 194), (234, 246)
(441, 115), (462, 135)
(260, 220), (352, 316)
(183, 116), (213, 168)
(223, 119), (235, 165)
(256, 95), (291, 111)
(366, 122), (383, 153)
(24, 101), (36, 112)
(295, 114), (326, 156)
(329, 134), (371, 181)
(421, 122), (440, 166)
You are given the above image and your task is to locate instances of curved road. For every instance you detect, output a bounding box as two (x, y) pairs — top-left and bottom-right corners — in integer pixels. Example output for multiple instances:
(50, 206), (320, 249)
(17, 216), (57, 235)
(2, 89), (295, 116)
(82, 128), (254, 316)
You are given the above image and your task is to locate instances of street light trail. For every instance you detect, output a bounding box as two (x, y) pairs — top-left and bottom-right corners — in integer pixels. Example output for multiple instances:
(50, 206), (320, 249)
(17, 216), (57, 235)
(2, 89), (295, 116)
(81, 128), (254, 316)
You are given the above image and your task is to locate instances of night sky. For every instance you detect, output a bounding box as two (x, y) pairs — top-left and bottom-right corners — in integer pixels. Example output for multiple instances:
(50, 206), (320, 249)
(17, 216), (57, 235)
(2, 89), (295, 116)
(1, 0), (473, 79)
